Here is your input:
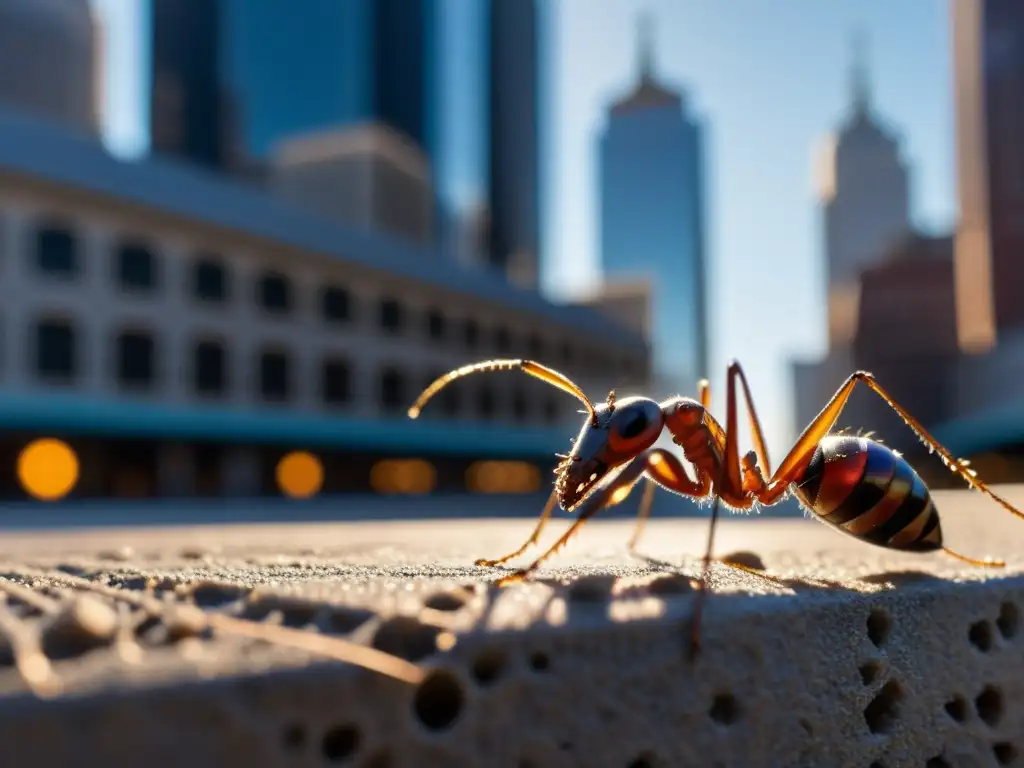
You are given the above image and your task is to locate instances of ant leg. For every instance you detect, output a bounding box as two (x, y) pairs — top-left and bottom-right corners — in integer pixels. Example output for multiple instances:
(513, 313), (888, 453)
(627, 479), (658, 554)
(853, 374), (1024, 524)
(496, 453), (653, 587)
(698, 378), (712, 409)
(629, 449), (710, 554)
(475, 490), (558, 567)
(691, 360), (774, 658)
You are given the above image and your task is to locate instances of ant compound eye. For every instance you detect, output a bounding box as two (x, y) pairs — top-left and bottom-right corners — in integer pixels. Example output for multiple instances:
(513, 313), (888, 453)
(618, 411), (649, 440)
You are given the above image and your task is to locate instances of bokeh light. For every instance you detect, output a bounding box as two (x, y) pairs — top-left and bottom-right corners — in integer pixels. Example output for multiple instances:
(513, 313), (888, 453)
(276, 451), (324, 499)
(369, 459), (436, 495)
(466, 461), (542, 494)
(17, 438), (79, 501)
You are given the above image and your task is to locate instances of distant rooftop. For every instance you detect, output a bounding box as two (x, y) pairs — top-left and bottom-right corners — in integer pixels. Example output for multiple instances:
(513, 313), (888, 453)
(609, 11), (685, 117)
(0, 106), (645, 348)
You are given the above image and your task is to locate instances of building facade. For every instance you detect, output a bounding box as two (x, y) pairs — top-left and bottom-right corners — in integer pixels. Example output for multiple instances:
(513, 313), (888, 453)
(952, 0), (1024, 352)
(0, 107), (649, 501)
(597, 17), (708, 396)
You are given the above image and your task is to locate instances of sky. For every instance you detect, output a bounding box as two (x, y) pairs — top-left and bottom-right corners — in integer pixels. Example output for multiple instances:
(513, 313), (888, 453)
(87, 0), (955, 462)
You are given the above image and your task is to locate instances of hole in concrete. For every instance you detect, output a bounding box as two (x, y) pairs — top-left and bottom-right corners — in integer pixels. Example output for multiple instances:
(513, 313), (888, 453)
(998, 602), (1019, 640)
(926, 758), (951, 768)
(470, 648), (506, 687)
(322, 606), (375, 635)
(709, 693), (740, 725)
(859, 661), (881, 686)
(529, 651), (550, 672)
(282, 723), (306, 750)
(799, 718), (814, 737)
(190, 582), (250, 608)
(372, 616), (442, 662)
(944, 695), (969, 723)
(866, 609), (890, 648)
(863, 680), (902, 734)
(424, 590), (467, 612)
(975, 685), (1004, 727)
(628, 751), (658, 768)
(970, 620), (994, 652)
(993, 742), (1018, 765)
(868, 763), (884, 768)
(321, 723), (360, 762)
(414, 669), (464, 731)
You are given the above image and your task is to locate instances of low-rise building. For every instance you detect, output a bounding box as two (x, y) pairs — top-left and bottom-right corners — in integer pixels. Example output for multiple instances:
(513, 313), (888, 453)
(0, 107), (650, 500)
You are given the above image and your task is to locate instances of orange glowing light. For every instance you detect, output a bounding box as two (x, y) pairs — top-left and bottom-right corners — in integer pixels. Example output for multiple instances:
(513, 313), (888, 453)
(17, 438), (79, 501)
(276, 451), (324, 499)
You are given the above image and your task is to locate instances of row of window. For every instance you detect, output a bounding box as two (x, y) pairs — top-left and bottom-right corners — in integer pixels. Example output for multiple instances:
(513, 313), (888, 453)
(24, 320), (566, 423)
(18, 223), (645, 378)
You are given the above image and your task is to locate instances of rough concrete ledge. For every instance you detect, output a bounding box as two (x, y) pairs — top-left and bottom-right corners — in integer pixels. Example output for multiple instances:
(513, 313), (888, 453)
(0, 493), (1023, 768)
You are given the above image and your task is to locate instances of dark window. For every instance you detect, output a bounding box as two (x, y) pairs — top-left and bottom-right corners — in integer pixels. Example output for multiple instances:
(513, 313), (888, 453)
(35, 320), (76, 381)
(512, 389), (528, 421)
(322, 358), (351, 404)
(379, 298), (403, 332)
(544, 397), (560, 424)
(257, 272), (291, 313)
(194, 340), (226, 395)
(322, 286), (351, 322)
(193, 257), (228, 302)
(494, 327), (511, 354)
(527, 333), (544, 360)
(478, 385), (496, 419)
(464, 319), (479, 349)
(379, 368), (405, 412)
(259, 350), (290, 401)
(117, 242), (158, 291)
(426, 308), (446, 341)
(116, 331), (155, 389)
(35, 226), (77, 276)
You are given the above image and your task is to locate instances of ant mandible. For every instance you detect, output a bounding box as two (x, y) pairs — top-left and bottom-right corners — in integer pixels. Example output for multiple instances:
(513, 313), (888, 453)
(408, 358), (1022, 658)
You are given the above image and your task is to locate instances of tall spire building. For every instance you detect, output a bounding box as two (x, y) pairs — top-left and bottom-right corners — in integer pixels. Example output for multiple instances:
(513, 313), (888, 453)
(814, 30), (911, 350)
(597, 14), (708, 394)
(793, 32), (914, 444)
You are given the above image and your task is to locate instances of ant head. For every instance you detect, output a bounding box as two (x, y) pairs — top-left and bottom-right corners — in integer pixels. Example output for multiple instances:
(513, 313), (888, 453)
(406, 360), (663, 512)
(555, 394), (664, 511)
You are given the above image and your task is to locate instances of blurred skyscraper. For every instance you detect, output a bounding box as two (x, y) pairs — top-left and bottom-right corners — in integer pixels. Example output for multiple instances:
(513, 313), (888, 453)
(487, 0), (541, 290)
(148, 0), (543, 289)
(952, 0), (1024, 352)
(792, 33), (912, 442)
(150, 0), (231, 168)
(813, 31), (911, 352)
(0, 0), (101, 135)
(597, 15), (707, 394)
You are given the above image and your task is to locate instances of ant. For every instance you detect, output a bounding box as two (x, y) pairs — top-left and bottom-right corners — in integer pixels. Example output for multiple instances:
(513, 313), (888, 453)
(409, 358), (1024, 658)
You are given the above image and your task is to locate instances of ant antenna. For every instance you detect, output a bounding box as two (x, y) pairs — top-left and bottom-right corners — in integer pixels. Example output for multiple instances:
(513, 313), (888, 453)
(408, 359), (598, 425)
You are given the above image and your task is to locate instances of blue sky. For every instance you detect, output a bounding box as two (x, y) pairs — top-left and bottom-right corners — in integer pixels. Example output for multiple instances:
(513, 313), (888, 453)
(88, 0), (954, 460)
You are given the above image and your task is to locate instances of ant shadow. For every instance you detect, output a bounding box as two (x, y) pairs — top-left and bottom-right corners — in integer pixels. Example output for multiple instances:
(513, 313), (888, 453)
(436, 550), (952, 639)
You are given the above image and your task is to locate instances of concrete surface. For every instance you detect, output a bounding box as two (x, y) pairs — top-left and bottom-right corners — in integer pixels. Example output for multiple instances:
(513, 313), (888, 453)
(1, 485), (1024, 767)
